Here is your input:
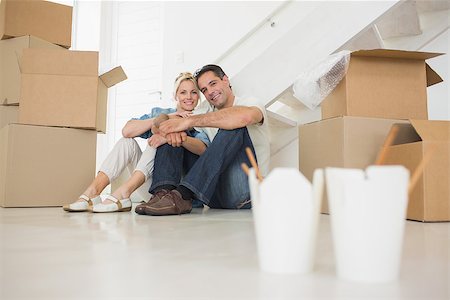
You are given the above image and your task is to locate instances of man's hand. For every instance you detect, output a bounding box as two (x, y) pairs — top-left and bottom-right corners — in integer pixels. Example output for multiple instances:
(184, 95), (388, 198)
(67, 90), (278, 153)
(159, 118), (191, 135)
(166, 132), (187, 147)
(148, 134), (167, 148)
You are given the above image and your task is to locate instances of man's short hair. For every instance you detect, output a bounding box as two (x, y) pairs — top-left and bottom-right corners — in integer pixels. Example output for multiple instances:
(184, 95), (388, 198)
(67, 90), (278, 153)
(193, 64), (227, 81)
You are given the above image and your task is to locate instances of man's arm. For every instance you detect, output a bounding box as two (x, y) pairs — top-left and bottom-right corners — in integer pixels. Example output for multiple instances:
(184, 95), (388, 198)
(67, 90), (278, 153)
(159, 106), (264, 134)
(192, 106), (263, 128)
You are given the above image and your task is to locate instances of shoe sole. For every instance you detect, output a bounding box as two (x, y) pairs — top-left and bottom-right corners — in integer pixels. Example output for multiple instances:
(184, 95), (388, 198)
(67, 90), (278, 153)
(63, 205), (90, 212)
(91, 206), (132, 213)
(144, 206), (192, 216)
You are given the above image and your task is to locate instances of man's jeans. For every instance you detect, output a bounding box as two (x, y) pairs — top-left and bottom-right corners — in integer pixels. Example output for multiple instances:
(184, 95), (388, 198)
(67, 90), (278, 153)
(149, 127), (257, 209)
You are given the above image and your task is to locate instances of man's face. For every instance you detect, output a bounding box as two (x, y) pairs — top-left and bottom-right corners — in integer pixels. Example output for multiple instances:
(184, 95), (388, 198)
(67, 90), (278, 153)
(197, 71), (232, 109)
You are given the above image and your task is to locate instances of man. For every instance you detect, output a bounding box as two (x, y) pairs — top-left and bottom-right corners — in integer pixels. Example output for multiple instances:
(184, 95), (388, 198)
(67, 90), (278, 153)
(135, 64), (270, 215)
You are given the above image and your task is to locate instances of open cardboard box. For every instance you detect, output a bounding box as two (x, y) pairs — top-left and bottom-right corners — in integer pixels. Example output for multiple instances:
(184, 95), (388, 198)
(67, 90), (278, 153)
(299, 116), (408, 213)
(0, 35), (63, 105)
(18, 48), (127, 133)
(0, 123), (97, 207)
(383, 120), (449, 222)
(321, 49), (443, 120)
(0, 0), (73, 48)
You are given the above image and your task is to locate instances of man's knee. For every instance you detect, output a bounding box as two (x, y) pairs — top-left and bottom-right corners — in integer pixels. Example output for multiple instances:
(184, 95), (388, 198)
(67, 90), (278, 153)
(216, 127), (246, 138)
(208, 128), (247, 150)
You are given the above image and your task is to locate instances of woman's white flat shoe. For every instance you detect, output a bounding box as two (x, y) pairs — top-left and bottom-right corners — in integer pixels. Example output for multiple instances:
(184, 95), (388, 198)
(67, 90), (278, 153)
(63, 195), (101, 212)
(91, 195), (132, 213)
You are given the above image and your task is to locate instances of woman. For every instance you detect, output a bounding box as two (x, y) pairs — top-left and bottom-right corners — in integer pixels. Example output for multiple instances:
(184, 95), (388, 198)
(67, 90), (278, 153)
(63, 72), (209, 213)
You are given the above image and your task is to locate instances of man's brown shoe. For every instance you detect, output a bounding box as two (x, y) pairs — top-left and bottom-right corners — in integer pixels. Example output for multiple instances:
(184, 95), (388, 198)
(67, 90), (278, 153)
(135, 189), (169, 215)
(144, 190), (192, 216)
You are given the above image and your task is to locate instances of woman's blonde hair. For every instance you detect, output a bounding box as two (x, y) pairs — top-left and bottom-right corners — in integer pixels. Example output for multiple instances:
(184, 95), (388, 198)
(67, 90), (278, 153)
(173, 72), (199, 98)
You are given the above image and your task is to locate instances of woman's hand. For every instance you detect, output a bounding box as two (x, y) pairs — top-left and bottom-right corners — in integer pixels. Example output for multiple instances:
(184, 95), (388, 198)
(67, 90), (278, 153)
(148, 134), (167, 148)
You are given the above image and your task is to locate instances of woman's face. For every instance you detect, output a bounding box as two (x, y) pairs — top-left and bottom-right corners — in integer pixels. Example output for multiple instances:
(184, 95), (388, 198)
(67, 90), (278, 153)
(176, 80), (199, 111)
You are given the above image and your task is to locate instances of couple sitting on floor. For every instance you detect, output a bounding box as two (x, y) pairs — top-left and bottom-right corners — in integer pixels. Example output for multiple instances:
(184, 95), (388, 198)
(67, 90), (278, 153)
(63, 65), (270, 215)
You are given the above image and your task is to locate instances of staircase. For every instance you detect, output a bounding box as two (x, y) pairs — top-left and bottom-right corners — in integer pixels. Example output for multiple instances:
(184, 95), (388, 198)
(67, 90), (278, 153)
(215, 0), (449, 169)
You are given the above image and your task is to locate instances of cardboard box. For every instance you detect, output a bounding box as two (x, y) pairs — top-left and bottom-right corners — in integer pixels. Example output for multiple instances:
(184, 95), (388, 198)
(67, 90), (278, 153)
(0, 0), (72, 48)
(0, 105), (18, 128)
(0, 124), (97, 207)
(18, 48), (127, 133)
(383, 120), (450, 222)
(299, 116), (408, 213)
(0, 35), (63, 105)
(321, 49), (443, 120)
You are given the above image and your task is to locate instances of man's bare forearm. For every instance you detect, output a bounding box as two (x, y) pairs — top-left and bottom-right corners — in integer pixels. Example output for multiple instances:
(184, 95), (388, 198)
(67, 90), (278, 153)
(188, 106), (263, 130)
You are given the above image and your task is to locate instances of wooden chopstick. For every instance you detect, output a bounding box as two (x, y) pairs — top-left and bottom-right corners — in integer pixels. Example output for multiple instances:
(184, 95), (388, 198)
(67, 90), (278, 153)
(245, 147), (263, 182)
(375, 126), (399, 165)
(408, 144), (437, 196)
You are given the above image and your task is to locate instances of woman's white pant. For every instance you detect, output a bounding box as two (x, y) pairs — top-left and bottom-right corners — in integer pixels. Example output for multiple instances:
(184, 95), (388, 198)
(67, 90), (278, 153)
(99, 137), (155, 202)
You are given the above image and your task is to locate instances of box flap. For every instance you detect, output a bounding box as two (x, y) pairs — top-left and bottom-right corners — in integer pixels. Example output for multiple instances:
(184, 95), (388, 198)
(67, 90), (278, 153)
(390, 123), (422, 145)
(351, 49), (445, 86)
(28, 35), (64, 50)
(99, 66), (127, 88)
(20, 48), (98, 76)
(425, 64), (443, 87)
(410, 120), (450, 141)
(351, 49), (444, 60)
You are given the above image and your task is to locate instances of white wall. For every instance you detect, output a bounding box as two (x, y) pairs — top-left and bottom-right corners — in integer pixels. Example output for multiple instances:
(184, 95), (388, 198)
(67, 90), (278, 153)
(71, 0), (106, 172)
(71, 1), (101, 51)
(160, 1), (280, 102)
(111, 1), (164, 151)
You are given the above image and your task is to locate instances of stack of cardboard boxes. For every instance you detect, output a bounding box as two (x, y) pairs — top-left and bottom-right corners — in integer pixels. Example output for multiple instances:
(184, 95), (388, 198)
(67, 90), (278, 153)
(0, 0), (126, 207)
(299, 49), (449, 222)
